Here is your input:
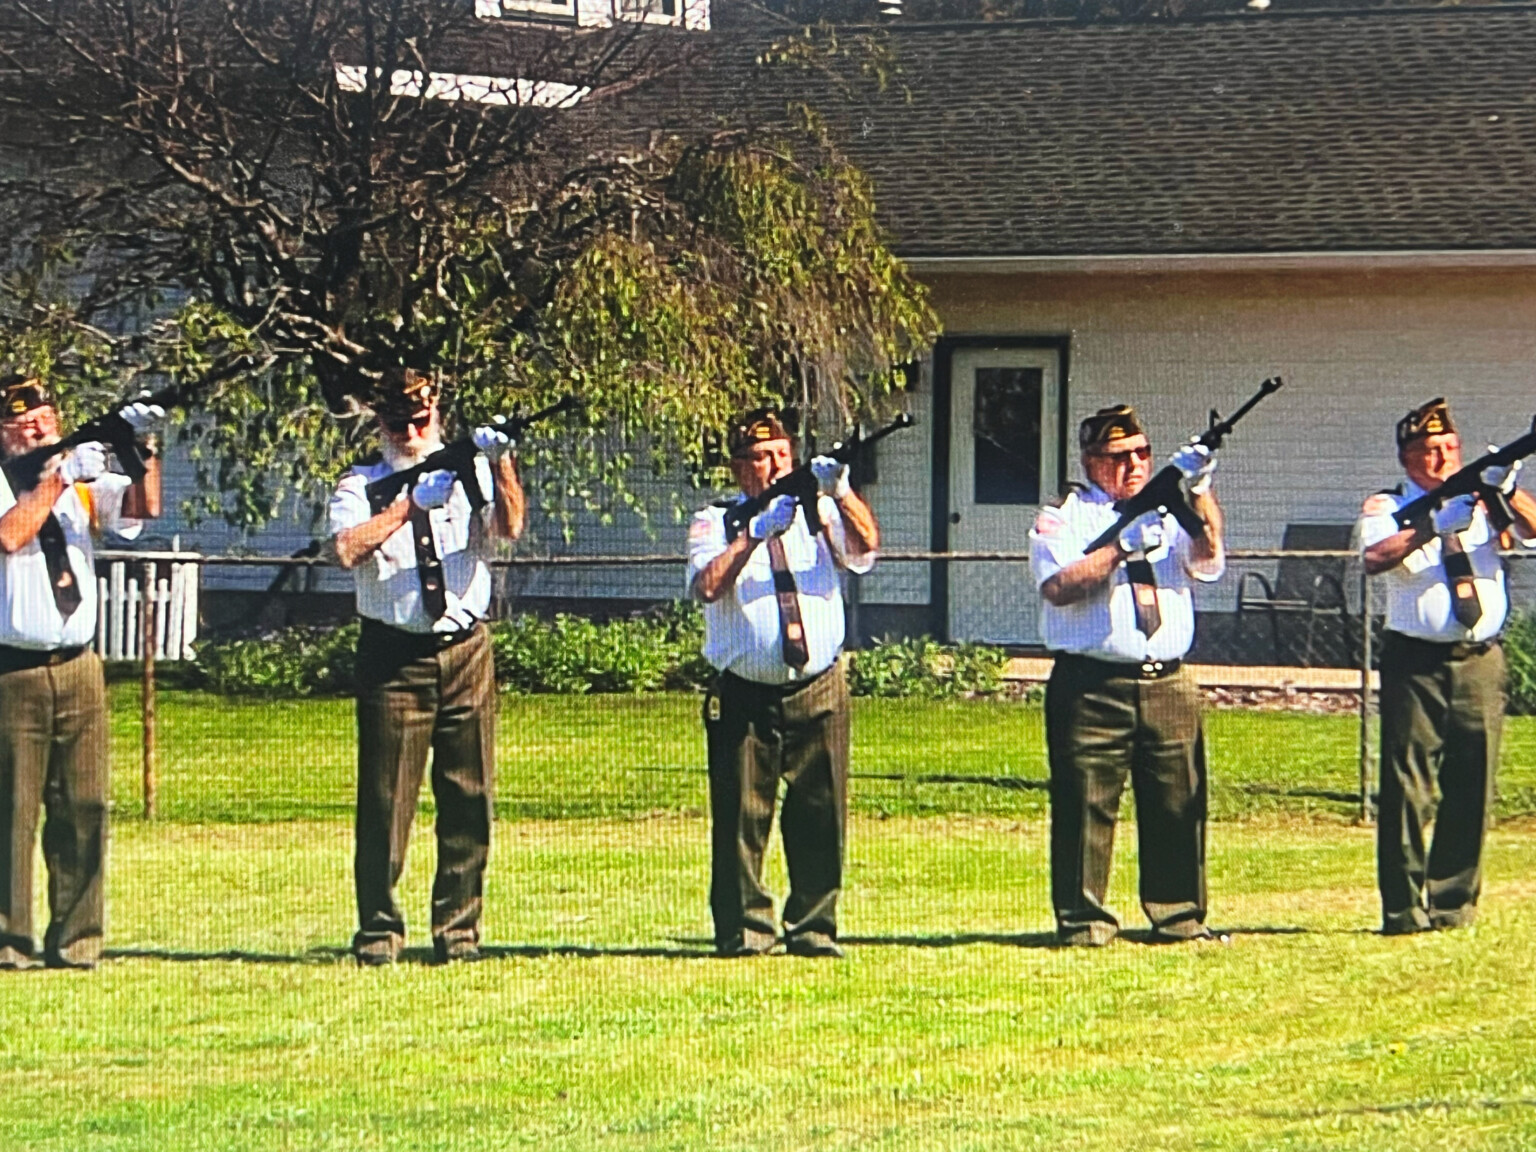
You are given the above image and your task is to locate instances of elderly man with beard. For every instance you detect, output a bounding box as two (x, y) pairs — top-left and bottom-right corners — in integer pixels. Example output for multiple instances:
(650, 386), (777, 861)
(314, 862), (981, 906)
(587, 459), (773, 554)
(1028, 405), (1225, 947)
(328, 367), (524, 966)
(0, 374), (162, 970)
(1357, 398), (1536, 935)
(689, 406), (879, 959)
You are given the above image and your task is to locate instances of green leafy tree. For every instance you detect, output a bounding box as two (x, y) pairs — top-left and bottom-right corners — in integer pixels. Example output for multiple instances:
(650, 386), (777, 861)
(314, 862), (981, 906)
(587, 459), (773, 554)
(0, 0), (938, 528)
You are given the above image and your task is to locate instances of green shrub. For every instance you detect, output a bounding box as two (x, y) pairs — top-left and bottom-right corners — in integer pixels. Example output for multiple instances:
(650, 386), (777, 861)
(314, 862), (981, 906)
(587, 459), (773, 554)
(192, 621), (360, 697)
(846, 636), (1008, 699)
(490, 613), (678, 695)
(1505, 610), (1536, 714)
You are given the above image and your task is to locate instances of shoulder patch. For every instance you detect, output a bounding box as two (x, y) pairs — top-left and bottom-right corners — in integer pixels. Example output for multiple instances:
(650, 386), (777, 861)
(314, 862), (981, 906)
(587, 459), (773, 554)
(1042, 482), (1085, 510)
(1033, 505), (1067, 536)
(689, 515), (718, 544)
(1362, 493), (1398, 516)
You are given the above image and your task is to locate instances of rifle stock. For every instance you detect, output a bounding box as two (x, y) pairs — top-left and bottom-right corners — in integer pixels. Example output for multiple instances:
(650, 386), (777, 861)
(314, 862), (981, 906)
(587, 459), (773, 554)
(364, 394), (579, 515)
(1391, 420), (1536, 532)
(722, 412), (915, 542)
(0, 383), (192, 494)
(1081, 377), (1283, 555)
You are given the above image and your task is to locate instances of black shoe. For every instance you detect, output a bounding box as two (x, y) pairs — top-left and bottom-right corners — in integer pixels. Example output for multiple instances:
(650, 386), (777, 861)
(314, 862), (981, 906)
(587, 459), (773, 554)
(43, 953), (97, 971)
(435, 939), (482, 964)
(1148, 927), (1229, 946)
(785, 933), (844, 959)
(716, 930), (776, 958)
(1057, 924), (1117, 948)
(354, 946), (398, 967)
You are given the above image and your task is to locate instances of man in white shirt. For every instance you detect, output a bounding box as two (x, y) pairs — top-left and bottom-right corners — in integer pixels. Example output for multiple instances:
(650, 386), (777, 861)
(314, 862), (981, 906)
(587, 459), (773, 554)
(1357, 398), (1536, 935)
(328, 368), (525, 965)
(689, 407), (878, 958)
(1029, 404), (1224, 947)
(0, 374), (162, 970)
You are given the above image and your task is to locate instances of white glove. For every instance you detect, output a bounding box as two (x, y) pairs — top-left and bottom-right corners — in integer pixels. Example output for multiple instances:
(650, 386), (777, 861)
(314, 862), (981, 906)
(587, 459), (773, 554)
(1171, 439), (1217, 495)
(1432, 495), (1476, 536)
(1480, 448), (1522, 495)
(118, 400), (166, 435)
(810, 455), (852, 499)
(472, 421), (516, 461)
(748, 494), (798, 540)
(411, 469), (456, 510)
(57, 442), (108, 485)
(1118, 510), (1165, 555)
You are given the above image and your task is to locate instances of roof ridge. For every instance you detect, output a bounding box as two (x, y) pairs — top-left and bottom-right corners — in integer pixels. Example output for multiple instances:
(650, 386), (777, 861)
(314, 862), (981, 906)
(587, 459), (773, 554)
(843, 2), (1536, 34)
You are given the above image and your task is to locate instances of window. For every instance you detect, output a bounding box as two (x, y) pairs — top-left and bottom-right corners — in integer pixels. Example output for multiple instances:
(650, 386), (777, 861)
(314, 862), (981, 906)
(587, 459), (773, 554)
(972, 366), (1044, 505)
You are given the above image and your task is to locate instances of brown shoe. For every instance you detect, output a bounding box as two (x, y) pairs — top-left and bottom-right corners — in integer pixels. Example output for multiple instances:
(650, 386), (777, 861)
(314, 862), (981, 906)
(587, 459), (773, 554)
(716, 929), (776, 958)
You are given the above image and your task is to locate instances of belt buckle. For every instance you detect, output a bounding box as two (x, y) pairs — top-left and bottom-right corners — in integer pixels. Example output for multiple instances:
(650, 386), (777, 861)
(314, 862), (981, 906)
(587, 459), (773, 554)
(1140, 660), (1163, 679)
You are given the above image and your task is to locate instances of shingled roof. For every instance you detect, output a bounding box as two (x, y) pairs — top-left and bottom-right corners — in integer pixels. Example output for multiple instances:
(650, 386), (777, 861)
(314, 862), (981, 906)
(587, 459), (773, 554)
(633, 5), (1536, 257)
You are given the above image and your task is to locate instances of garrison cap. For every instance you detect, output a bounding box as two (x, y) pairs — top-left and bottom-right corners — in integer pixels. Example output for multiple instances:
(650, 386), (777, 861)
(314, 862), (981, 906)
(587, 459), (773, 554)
(1396, 398), (1457, 449)
(1079, 404), (1146, 453)
(371, 366), (439, 418)
(0, 373), (50, 419)
(728, 406), (793, 458)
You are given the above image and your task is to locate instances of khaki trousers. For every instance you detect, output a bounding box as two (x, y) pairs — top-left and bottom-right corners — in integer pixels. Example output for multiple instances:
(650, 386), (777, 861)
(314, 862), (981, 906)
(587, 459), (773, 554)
(0, 648), (107, 966)
(705, 661), (850, 949)
(1377, 632), (1504, 933)
(353, 621), (495, 959)
(1045, 655), (1208, 944)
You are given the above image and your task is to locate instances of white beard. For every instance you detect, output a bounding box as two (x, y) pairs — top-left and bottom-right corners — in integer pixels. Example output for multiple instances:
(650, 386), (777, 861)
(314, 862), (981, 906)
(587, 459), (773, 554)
(382, 434), (443, 471)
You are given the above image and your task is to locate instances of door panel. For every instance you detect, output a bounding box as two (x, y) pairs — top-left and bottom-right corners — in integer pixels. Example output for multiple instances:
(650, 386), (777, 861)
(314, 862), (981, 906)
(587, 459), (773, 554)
(946, 346), (1062, 644)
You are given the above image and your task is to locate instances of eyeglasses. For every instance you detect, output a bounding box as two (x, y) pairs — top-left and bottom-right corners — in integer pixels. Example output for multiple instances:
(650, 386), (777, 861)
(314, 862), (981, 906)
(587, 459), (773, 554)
(1090, 445), (1152, 464)
(381, 411), (432, 434)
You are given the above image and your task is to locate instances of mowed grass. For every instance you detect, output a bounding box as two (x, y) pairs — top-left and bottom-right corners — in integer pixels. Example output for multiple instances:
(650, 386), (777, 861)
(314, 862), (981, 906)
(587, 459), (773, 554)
(2, 818), (1536, 1150)
(37, 689), (1536, 1148)
(107, 685), (1536, 823)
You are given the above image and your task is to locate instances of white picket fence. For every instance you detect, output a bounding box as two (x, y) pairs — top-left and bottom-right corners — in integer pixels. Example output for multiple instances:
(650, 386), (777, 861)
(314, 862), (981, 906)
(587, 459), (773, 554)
(95, 559), (200, 662)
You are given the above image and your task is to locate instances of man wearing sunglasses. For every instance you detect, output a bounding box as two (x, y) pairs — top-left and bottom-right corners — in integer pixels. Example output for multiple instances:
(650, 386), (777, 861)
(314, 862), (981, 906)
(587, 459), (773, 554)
(0, 373), (162, 970)
(328, 367), (525, 966)
(1028, 404), (1225, 947)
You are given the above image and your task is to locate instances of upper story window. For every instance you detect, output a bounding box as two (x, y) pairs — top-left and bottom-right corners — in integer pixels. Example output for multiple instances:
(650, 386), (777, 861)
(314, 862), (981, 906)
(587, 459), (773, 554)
(482, 0), (709, 28)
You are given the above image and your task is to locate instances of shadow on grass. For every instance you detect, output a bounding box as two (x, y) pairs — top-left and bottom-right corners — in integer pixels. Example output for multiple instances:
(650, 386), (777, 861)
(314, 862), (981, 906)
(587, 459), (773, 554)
(853, 773), (1049, 791)
(1260, 1096), (1536, 1120)
(1236, 784), (1363, 805)
(105, 947), (349, 965)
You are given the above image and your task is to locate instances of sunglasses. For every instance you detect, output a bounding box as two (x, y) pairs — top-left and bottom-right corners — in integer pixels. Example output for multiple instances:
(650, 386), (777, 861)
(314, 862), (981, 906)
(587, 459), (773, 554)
(380, 411), (432, 434)
(1090, 445), (1152, 463)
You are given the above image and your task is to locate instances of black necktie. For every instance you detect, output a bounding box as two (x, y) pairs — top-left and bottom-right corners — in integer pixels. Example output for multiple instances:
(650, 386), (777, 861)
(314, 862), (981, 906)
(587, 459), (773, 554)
(765, 535), (810, 670)
(1124, 554), (1162, 640)
(37, 512), (83, 619)
(408, 503), (448, 621)
(1441, 533), (1483, 630)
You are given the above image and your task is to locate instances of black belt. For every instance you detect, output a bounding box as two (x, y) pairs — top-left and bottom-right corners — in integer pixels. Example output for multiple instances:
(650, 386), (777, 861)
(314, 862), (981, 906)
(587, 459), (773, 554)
(720, 662), (836, 697)
(0, 644), (89, 674)
(1383, 632), (1496, 661)
(1053, 652), (1183, 681)
(359, 618), (481, 654)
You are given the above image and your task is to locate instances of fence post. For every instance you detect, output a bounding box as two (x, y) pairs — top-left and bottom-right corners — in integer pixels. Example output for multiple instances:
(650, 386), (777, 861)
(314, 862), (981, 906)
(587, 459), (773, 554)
(141, 561), (157, 820)
(1357, 565), (1373, 825)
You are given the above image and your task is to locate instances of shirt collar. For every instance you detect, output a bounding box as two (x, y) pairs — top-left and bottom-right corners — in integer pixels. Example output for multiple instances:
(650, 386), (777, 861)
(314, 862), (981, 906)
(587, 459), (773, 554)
(1402, 478), (1427, 501)
(1082, 483), (1115, 505)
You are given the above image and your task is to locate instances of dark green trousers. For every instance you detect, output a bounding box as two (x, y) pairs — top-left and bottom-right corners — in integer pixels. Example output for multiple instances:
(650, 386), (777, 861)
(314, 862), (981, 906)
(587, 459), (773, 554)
(705, 661), (849, 949)
(1045, 655), (1208, 944)
(0, 648), (107, 968)
(1377, 631), (1504, 933)
(353, 621), (495, 960)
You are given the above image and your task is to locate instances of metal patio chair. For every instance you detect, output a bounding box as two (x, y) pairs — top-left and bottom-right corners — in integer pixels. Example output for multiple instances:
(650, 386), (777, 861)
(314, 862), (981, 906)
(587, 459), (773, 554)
(1235, 523), (1355, 667)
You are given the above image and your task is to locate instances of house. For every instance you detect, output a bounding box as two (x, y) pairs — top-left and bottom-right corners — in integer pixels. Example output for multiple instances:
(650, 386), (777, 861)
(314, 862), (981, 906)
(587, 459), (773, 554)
(157, 4), (1536, 645)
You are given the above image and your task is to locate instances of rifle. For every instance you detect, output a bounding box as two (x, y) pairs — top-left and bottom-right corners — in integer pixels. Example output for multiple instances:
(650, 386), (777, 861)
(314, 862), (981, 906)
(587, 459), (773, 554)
(1391, 416), (1536, 535)
(722, 412), (915, 542)
(1082, 376), (1284, 555)
(0, 382), (194, 494)
(364, 394), (579, 515)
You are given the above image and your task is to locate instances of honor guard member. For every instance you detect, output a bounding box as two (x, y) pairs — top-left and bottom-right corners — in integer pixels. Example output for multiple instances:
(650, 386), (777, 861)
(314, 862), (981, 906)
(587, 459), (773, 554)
(689, 407), (879, 958)
(1029, 405), (1225, 947)
(1357, 398), (1536, 935)
(328, 368), (525, 965)
(0, 374), (162, 969)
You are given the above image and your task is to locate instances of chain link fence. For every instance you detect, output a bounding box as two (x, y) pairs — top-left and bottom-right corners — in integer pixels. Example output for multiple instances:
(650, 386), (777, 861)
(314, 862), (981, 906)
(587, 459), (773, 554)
(95, 544), (1536, 824)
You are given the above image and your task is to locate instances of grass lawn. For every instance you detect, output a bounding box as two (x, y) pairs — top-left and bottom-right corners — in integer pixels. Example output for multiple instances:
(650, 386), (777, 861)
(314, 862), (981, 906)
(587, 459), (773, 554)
(16, 689), (1529, 1148)
(107, 685), (1536, 824)
(3, 817), (1536, 1150)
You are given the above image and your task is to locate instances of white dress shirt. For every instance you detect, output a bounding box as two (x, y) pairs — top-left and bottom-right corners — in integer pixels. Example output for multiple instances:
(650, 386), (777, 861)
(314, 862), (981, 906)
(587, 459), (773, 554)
(1029, 484), (1223, 664)
(328, 453), (495, 635)
(688, 494), (877, 685)
(0, 469), (136, 651)
(1356, 481), (1513, 644)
